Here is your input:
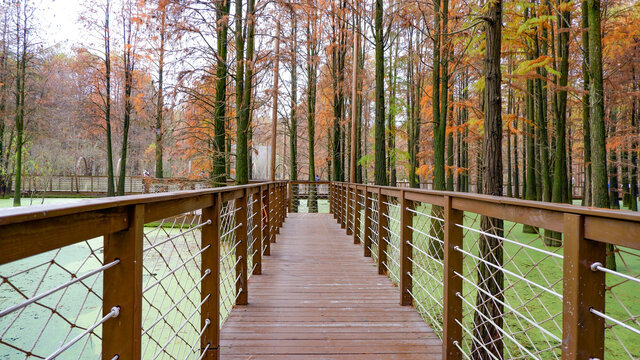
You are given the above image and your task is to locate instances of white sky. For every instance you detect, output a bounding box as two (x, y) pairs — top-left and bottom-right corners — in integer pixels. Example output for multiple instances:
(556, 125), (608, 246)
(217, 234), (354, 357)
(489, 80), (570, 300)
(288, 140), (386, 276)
(36, 0), (84, 50)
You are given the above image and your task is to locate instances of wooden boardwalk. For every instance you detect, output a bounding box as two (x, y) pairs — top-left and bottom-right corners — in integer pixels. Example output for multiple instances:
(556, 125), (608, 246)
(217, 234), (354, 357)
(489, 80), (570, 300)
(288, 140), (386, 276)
(220, 213), (442, 359)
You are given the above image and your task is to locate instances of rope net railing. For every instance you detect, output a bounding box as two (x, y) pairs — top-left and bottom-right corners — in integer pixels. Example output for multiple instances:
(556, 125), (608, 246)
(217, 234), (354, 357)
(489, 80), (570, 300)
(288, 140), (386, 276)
(0, 182), (287, 359)
(0, 237), (107, 358)
(454, 212), (565, 360)
(288, 182), (330, 213)
(331, 182), (640, 360)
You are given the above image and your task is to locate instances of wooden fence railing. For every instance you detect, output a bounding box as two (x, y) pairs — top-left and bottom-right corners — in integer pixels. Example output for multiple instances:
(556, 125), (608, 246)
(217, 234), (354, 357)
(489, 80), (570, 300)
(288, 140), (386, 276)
(0, 181), (288, 360)
(330, 182), (640, 360)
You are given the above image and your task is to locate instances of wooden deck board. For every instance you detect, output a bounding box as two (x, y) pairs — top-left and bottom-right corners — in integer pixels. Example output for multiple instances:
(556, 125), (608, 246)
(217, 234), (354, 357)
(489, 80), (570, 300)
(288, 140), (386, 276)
(220, 213), (443, 359)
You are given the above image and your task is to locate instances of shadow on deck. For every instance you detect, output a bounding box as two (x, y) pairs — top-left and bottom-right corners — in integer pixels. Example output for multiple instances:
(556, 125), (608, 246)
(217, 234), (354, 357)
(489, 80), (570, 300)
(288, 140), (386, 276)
(220, 213), (442, 359)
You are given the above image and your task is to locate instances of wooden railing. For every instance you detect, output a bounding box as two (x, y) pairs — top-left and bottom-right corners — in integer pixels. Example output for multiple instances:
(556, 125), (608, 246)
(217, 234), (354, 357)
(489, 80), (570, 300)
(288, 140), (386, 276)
(0, 181), (288, 360)
(330, 182), (640, 360)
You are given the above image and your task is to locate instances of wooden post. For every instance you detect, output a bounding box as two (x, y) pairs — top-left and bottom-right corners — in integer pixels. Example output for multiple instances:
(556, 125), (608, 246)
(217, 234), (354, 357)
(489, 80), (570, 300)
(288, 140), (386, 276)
(201, 195), (220, 359)
(274, 185), (280, 236)
(283, 184), (288, 219)
(377, 188), (388, 275)
(442, 196), (464, 359)
(346, 185), (353, 235)
(340, 185), (346, 229)
(354, 186), (362, 244)
(288, 182), (293, 213)
(252, 189), (262, 275)
(235, 190), (248, 305)
(264, 186), (272, 255)
(363, 186), (372, 257)
(562, 213), (606, 360)
(102, 204), (144, 360)
(399, 190), (413, 306)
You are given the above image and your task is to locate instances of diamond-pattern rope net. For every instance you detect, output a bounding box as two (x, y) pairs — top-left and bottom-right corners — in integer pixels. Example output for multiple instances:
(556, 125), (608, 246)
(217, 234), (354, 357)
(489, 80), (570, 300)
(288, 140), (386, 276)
(405, 201), (445, 337)
(599, 244), (640, 359)
(1, 239), (106, 359)
(141, 212), (207, 359)
(455, 212), (564, 360)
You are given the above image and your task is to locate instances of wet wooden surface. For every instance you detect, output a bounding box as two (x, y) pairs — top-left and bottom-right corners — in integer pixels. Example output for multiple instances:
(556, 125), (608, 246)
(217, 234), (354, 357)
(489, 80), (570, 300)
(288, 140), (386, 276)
(220, 213), (442, 359)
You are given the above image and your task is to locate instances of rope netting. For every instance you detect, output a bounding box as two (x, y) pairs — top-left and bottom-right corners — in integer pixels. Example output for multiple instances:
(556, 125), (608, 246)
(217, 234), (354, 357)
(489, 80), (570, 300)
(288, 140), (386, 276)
(406, 202), (445, 337)
(367, 192), (380, 263)
(454, 212), (564, 360)
(141, 212), (209, 360)
(0, 238), (107, 359)
(0, 188), (275, 359)
(595, 244), (640, 359)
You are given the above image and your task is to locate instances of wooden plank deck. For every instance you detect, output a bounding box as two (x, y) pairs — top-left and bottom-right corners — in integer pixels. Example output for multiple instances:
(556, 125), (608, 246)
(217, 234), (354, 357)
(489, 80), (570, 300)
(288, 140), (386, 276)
(220, 213), (443, 359)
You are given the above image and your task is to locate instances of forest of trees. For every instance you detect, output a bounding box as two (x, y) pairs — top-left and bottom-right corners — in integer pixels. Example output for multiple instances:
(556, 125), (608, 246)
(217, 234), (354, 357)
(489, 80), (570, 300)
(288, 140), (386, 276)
(0, 0), (638, 214)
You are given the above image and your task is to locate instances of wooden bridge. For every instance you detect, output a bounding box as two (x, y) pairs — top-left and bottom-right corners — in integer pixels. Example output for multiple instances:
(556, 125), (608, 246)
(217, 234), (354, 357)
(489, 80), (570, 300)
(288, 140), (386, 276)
(0, 181), (639, 359)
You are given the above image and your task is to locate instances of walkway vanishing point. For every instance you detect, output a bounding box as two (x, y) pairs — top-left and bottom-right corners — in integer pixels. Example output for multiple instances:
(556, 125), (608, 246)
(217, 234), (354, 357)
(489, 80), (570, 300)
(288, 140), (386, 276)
(220, 213), (442, 359)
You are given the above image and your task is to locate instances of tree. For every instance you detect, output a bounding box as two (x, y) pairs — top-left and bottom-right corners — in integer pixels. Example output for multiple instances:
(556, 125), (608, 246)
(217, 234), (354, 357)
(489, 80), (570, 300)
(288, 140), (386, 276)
(235, 0), (255, 185)
(306, 2), (319, 211)
(471, 0), (504, 357)
(117, 0), (140, 196)
(12, 1), (32, 206)
(373, 0), (386, 186)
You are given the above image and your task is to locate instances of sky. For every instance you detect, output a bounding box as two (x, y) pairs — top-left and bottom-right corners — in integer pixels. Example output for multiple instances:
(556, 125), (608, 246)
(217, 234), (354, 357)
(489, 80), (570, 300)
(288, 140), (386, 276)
(36, 0), (85, 50)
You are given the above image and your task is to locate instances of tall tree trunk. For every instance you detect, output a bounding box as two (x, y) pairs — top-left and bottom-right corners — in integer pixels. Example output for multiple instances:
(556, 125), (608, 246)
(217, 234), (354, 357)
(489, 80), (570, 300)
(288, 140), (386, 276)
(13, 5), (26, 206)
(118, 9), (134, 196)
(631, 67), (638, 211)
(472, 0), (504, 357)
(588, 0), (609, 208)
(581, 0), (592, 206)
(506, 79), (513, 197)
(513, 115), (520, 198)
(104, 0), (115, 196)
(270, 20), (280, 180)
(373, 0), (386, 185)
(213, 0), (230, 186)
(289, 10), (298, 211)
(608, 114), (620, 209)
(236, 0), (255, 185)
(307, 9), (318, 211)
(524, 79), (537, 233)
(155, 3), (166, 178)
(387, 38), (398, 187)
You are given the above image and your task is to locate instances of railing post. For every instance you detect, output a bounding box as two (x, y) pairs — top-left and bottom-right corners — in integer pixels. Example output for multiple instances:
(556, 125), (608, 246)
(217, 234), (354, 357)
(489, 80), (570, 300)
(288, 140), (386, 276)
(288, 182), (293, 213)
(252, 188), (262, 275)
(346, 185), (353, 235)
(442, 196), (464, 359)
(562, 213), (605, 360)
(201, 194), (220, 359)
(399, 190), (413, 306)
(102, 204), (144, 360)
(263, 185), (271, 255)
(282, 183), (288, 219)
(235, 190), (248, 305)
(377, 188), (388, 275)
(353, 186), (361, 244)
(363, 186), (372, 257)
(331, 184), (335, 217)
(273, 185), (280, 236)
(340, 184), (346, 229)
